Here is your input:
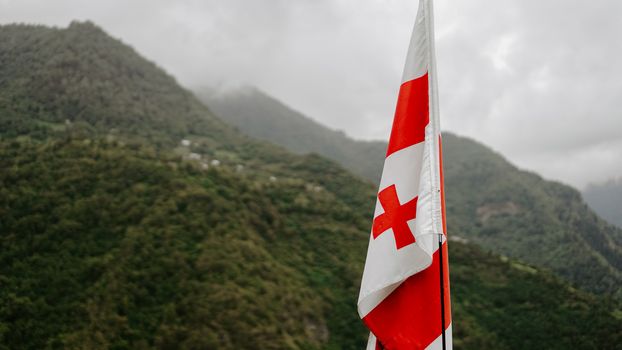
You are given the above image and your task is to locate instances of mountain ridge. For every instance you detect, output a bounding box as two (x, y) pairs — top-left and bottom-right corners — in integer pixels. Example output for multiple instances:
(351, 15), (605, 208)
(196, 85), (386, 184)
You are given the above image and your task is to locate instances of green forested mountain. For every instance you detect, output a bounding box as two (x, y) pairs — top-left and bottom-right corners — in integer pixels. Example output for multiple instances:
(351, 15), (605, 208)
(584, 178), (622, 229)
(1, 22), (621, 350)
(3, 140), (621, 350)
(199, 86), (622, 300)
(196, 86), (386, 184)
(0, 139), (374, 350)
(443, 134), (622, 299)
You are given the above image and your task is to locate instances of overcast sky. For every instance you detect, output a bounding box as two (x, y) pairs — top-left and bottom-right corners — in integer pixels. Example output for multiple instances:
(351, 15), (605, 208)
(1, 0), (621, 189)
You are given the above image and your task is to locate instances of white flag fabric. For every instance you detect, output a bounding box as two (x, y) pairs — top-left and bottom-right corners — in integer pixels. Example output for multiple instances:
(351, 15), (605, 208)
(357, 0), (452, 349)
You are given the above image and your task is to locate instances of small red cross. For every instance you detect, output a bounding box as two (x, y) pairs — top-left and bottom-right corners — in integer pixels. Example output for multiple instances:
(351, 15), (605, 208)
(372, 184), (418, 249)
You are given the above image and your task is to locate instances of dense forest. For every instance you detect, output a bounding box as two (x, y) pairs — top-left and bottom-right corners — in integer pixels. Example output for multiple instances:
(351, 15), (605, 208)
(1, 22), (621, 349)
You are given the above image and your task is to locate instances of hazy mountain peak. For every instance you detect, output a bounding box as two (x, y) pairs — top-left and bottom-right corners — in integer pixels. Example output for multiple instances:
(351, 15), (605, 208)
(196, 85), (388, 183)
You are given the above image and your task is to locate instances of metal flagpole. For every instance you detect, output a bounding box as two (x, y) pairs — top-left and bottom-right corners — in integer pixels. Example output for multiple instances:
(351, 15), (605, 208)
(425, 0), (447, 344)
(439, 234), (446, 350)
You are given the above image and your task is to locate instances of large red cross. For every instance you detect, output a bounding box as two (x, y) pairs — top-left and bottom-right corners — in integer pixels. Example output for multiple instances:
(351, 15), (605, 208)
(372, 184), (418, 250)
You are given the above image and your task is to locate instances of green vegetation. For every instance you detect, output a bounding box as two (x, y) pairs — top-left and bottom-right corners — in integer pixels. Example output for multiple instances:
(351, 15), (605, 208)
(1, 22), (621, 349)
(450, 242), (622, 350)
(443, 134), (622, 299)
(2, 139), (620, 350)
(0, 139), (372, 349)
(200, 86), (622, 300)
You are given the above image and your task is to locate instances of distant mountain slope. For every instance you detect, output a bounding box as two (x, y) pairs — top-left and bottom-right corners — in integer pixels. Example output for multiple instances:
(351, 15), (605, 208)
(196, 86), (386, 183)
(584, 178), (622, 228)
(198, 86), (622, 299)
(443, 134), (622, 299)
(1, 22), (621, 350)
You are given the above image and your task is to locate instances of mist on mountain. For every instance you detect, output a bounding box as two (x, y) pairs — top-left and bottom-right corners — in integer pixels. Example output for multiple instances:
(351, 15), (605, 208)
(584, 178), (622, 229)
